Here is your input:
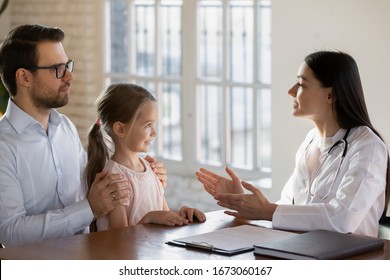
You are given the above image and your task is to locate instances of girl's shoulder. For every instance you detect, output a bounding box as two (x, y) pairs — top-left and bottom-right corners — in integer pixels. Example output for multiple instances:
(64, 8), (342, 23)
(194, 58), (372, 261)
(107, 157), (155, 181)
(139, 156), (152, 169)
(103, 159), (125, 174)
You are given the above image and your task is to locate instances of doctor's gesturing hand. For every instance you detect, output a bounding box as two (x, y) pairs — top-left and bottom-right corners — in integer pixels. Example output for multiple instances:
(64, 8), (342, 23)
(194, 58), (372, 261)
(196, 167), (277, 220)
(196, 167), (243, 196)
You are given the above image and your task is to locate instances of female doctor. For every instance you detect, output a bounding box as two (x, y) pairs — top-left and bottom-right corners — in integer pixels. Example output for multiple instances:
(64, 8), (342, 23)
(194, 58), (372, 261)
(196, 51), (390, 237)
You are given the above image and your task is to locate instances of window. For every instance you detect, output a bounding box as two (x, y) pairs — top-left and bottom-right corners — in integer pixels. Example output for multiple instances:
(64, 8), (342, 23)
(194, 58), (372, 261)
(104, 0), (271, 181)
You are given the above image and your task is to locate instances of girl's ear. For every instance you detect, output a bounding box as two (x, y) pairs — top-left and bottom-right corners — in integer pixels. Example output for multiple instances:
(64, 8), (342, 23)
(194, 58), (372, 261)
(112, 121), (125, 138)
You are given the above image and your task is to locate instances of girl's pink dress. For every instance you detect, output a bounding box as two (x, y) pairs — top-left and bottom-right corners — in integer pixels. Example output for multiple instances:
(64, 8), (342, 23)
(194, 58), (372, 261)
(96, 157), (164, 231)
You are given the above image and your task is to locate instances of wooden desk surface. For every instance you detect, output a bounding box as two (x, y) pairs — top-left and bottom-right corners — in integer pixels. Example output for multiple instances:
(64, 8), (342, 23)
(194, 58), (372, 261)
(0, 210), (389, 260)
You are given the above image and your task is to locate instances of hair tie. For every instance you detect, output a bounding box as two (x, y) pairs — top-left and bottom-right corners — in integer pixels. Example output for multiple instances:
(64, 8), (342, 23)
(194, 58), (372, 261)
(95, 118), (101, 126)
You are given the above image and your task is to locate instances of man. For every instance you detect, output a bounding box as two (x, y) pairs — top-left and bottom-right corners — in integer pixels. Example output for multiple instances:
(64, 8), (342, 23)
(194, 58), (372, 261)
(0, 24), (167, 247)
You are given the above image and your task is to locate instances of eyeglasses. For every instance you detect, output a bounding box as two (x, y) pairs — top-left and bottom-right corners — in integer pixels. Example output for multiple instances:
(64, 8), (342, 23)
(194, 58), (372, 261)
(26, 60), (74, 79)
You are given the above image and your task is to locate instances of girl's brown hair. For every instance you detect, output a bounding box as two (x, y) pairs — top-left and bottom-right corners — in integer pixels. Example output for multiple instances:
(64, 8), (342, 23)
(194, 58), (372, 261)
(85, 83), (156, 190)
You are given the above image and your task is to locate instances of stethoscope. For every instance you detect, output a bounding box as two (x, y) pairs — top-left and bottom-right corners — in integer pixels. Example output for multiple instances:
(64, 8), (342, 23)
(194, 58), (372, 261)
(306, 128), (351, 200)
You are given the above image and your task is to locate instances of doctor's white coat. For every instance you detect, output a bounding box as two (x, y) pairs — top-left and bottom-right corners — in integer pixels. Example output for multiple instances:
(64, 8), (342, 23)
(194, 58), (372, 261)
(273, 126), (387, 237)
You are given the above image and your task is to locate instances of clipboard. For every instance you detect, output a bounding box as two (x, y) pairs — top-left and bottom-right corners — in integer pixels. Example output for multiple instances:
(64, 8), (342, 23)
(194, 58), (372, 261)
(166, 225), (297, 256)
(166, 239), (253, 255)
(166, 238), (255, 255)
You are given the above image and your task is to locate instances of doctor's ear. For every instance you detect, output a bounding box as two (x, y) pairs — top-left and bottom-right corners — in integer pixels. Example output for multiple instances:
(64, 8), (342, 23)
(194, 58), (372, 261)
(327, 88), (336, 104)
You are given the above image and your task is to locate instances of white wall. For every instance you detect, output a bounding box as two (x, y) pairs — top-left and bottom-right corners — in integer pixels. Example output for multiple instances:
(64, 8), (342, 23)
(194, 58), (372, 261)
(0, 2), (10, 40)
(270, 0), (390, 201)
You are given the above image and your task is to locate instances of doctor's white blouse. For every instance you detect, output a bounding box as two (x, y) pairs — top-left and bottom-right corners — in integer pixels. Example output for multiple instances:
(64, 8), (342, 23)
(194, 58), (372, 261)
(273, 126), (387, 237)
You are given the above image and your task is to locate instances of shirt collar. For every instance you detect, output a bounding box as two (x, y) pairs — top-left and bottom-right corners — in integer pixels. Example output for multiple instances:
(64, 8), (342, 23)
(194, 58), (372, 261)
(331, 128), (348, 144)
(4, 99), (62, 134)
(316, 128), (347, 152)
(317, 128), (347, 144)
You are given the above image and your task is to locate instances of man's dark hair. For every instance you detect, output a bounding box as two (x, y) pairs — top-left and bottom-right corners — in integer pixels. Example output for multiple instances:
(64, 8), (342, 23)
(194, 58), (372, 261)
(0, 24), (65, 96)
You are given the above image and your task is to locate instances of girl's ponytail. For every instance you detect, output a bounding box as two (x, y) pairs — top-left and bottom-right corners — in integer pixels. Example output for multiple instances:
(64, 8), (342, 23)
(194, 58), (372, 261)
(85, 121), (109, 192)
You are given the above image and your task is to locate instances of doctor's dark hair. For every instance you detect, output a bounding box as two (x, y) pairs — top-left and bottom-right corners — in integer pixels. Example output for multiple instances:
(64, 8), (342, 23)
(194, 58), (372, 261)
(305, 50), (390, 220)
(0, 24), (65, 97)
(85, 83), (157, 190)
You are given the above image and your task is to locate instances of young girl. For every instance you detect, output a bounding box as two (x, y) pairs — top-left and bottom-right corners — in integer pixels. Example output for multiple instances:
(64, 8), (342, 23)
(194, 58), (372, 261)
(86, 83), (206, 231)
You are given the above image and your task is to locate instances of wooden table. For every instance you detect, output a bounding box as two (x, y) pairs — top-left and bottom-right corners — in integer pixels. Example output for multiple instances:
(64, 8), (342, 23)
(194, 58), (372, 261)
(0, 210), (389, 260)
